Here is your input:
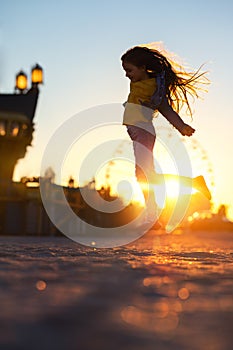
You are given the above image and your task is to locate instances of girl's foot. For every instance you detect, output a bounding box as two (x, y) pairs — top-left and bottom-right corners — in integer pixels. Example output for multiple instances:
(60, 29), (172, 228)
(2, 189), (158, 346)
(194, 176), (212, 200)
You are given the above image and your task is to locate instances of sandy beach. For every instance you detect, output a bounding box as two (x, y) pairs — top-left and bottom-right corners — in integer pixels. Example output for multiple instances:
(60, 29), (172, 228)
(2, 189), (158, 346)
(0, 229), (232, 350)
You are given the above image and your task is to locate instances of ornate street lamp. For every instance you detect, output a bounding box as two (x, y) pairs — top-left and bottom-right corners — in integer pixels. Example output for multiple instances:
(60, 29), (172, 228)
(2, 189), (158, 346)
(15, 70), (28, 93)
(31, 63), (43, 86)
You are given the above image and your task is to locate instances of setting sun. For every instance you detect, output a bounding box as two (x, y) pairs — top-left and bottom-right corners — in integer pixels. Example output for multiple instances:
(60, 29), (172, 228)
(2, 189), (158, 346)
(164, 179), (180, 199)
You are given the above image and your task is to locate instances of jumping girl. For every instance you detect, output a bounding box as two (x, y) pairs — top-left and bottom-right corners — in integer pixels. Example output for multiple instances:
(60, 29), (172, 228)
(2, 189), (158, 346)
(121, 45), (211, 228)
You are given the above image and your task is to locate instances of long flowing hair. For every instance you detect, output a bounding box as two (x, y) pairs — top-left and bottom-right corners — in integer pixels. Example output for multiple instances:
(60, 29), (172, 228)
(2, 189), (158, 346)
(121, 45), (209, 117)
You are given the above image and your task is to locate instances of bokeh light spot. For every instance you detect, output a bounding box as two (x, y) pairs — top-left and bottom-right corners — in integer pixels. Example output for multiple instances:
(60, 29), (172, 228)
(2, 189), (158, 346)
(178, 287), (190, 300)
(36, 280), (47, 291)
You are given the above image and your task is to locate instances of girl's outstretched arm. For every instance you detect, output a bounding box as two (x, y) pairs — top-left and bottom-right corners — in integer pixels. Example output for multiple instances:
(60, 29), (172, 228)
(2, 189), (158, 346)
(158, 98), (195, 136)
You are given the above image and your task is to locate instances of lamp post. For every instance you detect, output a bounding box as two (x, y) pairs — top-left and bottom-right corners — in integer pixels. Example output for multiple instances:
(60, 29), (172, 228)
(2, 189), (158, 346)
(31, 64), (43, 86)
(15, 63), (43, 93)
(15, 70), (28, 93)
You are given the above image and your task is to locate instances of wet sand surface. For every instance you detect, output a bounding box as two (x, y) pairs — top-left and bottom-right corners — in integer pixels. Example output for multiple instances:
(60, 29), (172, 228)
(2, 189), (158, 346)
(0, 230), (232, 350)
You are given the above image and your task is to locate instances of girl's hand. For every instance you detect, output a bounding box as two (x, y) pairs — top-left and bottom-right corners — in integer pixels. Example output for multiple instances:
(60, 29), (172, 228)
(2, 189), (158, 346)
(181, 124), (195, 136)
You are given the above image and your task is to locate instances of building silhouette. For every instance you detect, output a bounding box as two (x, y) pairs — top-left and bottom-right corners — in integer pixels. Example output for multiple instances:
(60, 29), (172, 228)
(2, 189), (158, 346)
(0, 87), (39, 187)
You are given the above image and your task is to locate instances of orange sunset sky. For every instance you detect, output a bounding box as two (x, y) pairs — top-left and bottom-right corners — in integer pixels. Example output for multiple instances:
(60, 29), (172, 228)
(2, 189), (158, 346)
(1, 0), (233, 219)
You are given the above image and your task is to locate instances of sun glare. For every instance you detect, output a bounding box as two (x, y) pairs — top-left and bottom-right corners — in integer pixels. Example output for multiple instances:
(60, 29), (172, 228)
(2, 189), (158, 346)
(114, 178), (145, 207)
(165, 179), (194, 199)
(165, 179), (180, 199)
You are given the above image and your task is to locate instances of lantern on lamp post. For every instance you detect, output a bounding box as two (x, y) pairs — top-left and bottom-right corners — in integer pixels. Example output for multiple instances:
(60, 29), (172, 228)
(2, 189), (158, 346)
(31, 63), (43, 87)
(15, 70), (28, 93)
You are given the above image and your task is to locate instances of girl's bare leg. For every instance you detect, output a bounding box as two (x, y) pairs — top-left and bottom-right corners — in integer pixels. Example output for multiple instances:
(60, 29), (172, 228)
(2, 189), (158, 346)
(152, 173), (211, 200)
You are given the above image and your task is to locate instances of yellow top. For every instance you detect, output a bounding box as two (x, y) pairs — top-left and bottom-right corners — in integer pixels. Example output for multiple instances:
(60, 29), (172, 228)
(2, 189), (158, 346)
(123, 78), (156, 125)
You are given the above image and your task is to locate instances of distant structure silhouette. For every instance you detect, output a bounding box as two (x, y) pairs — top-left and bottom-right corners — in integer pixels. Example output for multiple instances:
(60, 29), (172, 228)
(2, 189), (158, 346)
(0, 64), (43, 191)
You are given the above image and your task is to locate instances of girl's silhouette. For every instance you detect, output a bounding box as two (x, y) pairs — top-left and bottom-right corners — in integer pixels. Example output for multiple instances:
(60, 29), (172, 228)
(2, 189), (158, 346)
(121, 45), (211, 228)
